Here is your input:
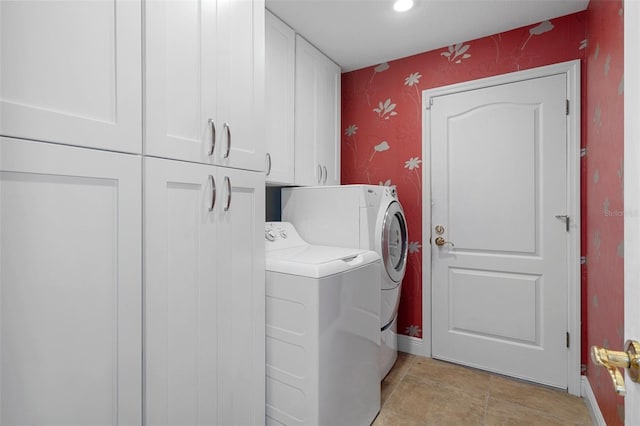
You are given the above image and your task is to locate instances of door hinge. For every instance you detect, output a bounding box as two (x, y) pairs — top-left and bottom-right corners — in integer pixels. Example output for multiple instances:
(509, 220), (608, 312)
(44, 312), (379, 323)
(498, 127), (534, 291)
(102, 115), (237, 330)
(426, 98), (434, 110)
(566, 332), (570, 348)
(566, 99), (570, 115)
(580, 148), (587, 157)
(580, 256), (587, 265)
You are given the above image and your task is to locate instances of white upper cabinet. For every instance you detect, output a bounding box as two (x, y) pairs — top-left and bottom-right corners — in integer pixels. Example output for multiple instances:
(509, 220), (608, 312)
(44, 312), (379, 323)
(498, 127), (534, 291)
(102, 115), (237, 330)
(0, 0), (142, 153)
(145, 0), (265, 172)
(294, 35), (341, 186)
(1, 137), (142, 425)
(265, 10), (295, 185)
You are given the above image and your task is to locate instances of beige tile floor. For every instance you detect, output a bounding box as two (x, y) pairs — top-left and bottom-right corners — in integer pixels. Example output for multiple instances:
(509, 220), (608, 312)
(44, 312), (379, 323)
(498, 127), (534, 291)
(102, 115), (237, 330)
(374, 353), (593, 425)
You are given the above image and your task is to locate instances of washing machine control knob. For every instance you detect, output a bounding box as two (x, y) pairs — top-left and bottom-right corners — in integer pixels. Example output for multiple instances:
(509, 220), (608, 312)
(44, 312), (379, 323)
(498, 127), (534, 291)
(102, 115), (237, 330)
(265, 229), (277, 241)
(279, 229), (288, 239)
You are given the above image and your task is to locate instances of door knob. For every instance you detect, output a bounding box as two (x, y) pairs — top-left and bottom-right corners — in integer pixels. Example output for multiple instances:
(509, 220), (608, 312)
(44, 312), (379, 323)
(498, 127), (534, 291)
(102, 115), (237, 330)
(434, 237), (454, 247)
(591, 340), (640, 396)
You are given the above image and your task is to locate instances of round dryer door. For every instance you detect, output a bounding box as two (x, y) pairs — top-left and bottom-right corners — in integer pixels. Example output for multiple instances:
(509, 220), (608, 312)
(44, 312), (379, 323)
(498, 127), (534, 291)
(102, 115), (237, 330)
(382, 201), (408, 283)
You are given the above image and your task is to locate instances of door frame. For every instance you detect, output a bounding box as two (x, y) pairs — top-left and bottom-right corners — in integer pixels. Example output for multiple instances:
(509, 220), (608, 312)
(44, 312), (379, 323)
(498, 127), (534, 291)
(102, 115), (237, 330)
(421, 60), (581, 396)
(624, 0), (640, 422)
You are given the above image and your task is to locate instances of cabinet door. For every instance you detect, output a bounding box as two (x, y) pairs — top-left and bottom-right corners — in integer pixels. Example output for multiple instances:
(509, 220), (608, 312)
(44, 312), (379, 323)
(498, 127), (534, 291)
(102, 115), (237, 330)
(265, 11), (295, 185)
(294, 35), (341, 186)
(317, 56), (341, 186)
(216, 0), (265, 171)
(216, 168), (265, 425)
(0, 1), (141, 153)
(144, 157), (219, 425)
(294, 35), (322, 186)
(0, 137), (142, 425)
(145, 0), (217, 164)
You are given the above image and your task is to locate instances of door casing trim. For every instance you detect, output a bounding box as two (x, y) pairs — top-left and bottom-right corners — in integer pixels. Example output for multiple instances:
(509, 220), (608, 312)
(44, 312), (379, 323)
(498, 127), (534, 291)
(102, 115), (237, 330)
(420, 60), (581, 396)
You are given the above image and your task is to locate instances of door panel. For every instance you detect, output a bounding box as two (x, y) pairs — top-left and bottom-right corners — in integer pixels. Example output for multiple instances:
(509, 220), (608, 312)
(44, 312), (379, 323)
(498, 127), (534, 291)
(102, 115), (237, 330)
(216, 0), (264, 171)
(431, 74), (568, 388)
(144, 157), (218, 425)
(216, 168), (265, 425)
(0, 0), (141, 153)
(0, 137), (142, 424)
(145, 0), (217, 163)
(448, 104), (537, 253)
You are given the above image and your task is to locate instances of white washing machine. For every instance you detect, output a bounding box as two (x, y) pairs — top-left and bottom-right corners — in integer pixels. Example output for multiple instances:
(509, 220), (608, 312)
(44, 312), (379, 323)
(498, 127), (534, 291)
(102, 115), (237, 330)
(281, 185), (409, 379)
(265, 222), (381, 426)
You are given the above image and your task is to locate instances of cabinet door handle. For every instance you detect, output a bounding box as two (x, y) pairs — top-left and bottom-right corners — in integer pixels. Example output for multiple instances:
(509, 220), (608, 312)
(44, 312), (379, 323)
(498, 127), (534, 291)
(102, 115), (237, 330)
(208, 174), (216, 211)
(317, 164), (322, 184)
(223, 123), (231, 159)
(208, 119), (216, 156)
(322, 165), (328, 184)
(224, 176), (232, 211)
(265, 153), (272, 176)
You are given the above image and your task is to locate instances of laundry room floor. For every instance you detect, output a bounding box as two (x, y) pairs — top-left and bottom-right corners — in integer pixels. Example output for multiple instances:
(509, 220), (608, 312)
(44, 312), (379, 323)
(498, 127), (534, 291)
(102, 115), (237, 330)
(374, 353), (594, 425)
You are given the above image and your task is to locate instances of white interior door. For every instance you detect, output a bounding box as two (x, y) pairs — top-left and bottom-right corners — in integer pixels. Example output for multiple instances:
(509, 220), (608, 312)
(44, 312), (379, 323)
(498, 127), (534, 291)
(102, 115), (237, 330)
(430, 74), (570, 388)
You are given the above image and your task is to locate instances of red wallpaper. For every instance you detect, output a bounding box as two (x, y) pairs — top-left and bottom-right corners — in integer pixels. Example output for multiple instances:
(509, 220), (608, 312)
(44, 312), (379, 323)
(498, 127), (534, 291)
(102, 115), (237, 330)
(585, 0), (625, 424)
(342, 12), (587, 341)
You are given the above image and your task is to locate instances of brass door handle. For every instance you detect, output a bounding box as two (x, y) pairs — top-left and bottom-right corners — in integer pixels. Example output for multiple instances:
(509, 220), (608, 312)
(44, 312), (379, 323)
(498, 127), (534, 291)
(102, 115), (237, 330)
(435, 237), (454, 247)
(591, 340), (640, 396)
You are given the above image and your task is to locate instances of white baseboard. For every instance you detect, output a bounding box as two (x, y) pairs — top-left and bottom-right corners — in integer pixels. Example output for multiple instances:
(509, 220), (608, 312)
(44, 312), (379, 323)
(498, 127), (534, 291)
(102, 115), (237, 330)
(397, 335), (424, 357)
(581, 375), (605, 426)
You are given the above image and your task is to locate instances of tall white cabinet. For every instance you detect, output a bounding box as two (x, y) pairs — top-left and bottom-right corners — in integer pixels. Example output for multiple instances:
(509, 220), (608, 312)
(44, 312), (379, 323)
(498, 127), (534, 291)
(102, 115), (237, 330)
(0, 0), (265, 424)
(294, 35), (341, 186)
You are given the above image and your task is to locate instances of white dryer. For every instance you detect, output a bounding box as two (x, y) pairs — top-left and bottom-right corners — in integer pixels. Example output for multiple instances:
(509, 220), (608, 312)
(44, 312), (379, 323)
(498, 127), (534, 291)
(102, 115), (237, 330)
(265, 222), (381, 426)
(282, 185), (409, 379)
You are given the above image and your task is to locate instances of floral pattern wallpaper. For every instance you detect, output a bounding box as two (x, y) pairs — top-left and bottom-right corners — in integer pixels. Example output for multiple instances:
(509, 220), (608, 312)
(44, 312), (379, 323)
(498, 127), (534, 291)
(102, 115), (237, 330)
(584, 0), (625, 424)
(341, 3), (625, 423)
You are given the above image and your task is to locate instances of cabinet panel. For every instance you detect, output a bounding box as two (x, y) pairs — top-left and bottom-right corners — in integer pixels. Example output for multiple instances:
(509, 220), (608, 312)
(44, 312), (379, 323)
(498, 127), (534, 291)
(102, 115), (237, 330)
(265, 11), (295, 185)
(145, 0), (217, 164)
(216, 168), (265, 425)
(294, 35), (341, 186)
(318, 58), (341, 186)
(0, 137), (142, 424)
(217, 0), (265, 171)
(294, 36), (319, 186)
(0, 1), (141, 153)
(144, 157), (218, 425)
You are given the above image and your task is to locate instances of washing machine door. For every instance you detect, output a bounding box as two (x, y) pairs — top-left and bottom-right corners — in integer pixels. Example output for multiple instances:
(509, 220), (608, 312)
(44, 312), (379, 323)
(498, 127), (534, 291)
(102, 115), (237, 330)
(381, 201), (408, 284)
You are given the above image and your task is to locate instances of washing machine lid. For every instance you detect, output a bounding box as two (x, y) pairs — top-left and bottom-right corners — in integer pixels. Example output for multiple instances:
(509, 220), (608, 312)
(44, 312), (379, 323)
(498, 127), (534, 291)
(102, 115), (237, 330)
(267, 245), (380, 278)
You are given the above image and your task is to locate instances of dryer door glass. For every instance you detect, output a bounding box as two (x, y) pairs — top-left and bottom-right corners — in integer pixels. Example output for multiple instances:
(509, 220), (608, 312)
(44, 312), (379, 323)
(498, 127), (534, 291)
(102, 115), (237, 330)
(382, 201), (408, 283)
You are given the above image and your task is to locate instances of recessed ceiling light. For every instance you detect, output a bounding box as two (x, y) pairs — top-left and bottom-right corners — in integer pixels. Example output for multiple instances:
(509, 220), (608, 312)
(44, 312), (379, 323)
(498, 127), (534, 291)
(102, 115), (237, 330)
(393, 0), (414, 12)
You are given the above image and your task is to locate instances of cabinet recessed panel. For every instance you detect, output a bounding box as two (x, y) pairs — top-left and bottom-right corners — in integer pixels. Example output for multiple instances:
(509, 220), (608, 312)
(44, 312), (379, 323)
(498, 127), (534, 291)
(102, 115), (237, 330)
(0, 1), (141, 152)
(0, 138), (142, 425)
(2, 1), (116, 121)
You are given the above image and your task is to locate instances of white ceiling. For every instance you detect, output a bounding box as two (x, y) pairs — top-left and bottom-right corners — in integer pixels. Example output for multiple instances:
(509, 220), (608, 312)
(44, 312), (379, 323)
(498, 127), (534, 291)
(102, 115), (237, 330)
(265, 0), (590, 72)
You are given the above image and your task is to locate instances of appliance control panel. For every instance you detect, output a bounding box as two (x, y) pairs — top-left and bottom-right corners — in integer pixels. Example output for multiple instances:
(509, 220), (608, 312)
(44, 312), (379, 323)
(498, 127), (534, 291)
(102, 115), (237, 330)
(265, 222), (308, 250)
